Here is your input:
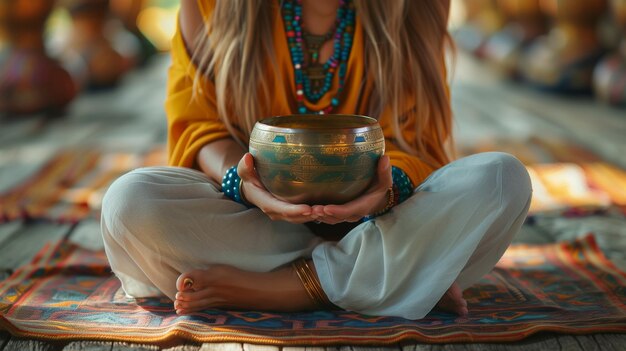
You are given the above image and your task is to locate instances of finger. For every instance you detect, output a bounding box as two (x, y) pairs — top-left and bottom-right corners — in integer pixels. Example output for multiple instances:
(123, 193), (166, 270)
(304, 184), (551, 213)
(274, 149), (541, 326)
(263, 205), (315, 221)
(266, 213), (317, 224)
(321, 214), (362, 223)
(323, 190), (384, 218)
(236, 155), (312, 217)
(377, 155), (393, 188)
(311, 205), (326, 218)
(237, 153), (264, 188)
(245, 185), (312, 217)
(324, 156), (392, 218)
(345, 215), (364, 222)
(315, 214), (345, 225)
(316, 219), (342, 225)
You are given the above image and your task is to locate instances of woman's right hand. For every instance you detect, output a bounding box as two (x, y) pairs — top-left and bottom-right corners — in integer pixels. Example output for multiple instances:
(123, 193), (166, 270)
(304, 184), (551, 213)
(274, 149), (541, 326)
(237, 153), (316, 224)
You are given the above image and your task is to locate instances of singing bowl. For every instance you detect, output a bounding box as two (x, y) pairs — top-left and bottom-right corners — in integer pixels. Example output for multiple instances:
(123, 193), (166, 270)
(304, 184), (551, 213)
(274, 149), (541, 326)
(249, 114), (385, 205)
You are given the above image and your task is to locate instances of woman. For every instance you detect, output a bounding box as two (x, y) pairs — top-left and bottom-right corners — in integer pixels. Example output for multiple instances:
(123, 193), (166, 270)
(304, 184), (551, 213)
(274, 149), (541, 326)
(101, 0), (532, 320)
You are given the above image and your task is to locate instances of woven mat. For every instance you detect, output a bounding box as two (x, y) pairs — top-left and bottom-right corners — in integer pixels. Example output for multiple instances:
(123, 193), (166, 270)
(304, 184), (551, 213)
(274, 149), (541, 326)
(1, 235), (625, 345)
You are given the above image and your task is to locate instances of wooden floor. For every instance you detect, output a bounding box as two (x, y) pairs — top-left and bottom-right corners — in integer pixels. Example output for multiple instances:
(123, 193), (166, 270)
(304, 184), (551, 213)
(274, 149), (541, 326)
(1, 53), (625, 350)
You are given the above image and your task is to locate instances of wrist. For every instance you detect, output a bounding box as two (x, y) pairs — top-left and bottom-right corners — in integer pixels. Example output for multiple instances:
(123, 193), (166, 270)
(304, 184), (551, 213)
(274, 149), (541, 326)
(392, 166), (414, 204)
(362, 166), (413, 222)
(222, 166), (254, 207)
(363, 187), (396, 221)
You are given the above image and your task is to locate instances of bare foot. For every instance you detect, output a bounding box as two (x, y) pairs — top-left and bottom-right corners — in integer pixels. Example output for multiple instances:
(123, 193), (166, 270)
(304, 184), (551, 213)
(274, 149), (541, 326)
(174, 264), (317, 315)
(434, 282), (468, 316)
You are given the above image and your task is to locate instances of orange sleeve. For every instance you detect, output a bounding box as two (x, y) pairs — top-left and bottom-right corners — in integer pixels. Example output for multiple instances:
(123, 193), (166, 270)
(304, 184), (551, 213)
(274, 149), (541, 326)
(165, 12), (230, 168)
(378, 107), (441, 187)
(382, 118), (439, 187)
(385, 142), (437, 187)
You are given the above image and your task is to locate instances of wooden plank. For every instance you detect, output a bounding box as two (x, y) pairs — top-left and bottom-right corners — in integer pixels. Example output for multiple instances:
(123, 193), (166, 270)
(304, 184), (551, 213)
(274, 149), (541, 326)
(568, 335), (603, 351)
(452, 52), (626, 169)
(62, 341), (112, 351)
(0, 331), (11, 351)
(1, 268), (12, 281)
(0, 217), (18, 299)
(0, 162), (48, 194)
(110, 343), (158, 351)
(242, 344), (278, 351)
(462, 334), (559, 351)
(281, 347), (307, 351)
(402, 344), (439, 351)
(351, 346), (402, 351)
(0, 118), (47, 148)
(162, 345), (201, 351)
(0, 222), (23, 249)
(443, 345), (475, 351)
(0, 222), (72, 270)
(283, 347), (328, 351)
(2, 339), (56, 351)
(555, 335), (596, 351)
(592, 334), (626, 351)
(200, 344), (244, 351)
(68, 218), (104, 251)
(403, 334), (598, 351)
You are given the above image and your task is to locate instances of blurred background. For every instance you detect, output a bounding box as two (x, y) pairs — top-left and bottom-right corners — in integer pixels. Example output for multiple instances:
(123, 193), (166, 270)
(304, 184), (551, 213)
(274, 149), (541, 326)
(1, 0), (625, 116)
(0, 0), (178, 114)
(451, 0), (626, 105)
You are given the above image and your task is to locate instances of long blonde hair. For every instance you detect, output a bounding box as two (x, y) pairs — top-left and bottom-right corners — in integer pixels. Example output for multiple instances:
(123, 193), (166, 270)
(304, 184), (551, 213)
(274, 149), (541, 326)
(191, 0), (453, 168)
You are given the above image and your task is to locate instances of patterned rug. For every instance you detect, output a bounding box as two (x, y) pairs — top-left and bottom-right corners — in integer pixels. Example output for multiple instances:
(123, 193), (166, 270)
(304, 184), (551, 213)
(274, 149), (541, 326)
(1, 139), (625, 224)
(1, 235), (625, 345)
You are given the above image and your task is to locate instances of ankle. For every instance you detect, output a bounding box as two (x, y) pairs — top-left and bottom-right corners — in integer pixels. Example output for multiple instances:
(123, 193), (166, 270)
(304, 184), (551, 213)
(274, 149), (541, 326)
(292, 259), (335, 309)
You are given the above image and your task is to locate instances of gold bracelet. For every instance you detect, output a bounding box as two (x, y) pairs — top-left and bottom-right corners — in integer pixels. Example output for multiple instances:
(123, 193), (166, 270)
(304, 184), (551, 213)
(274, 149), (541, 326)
(292, 258), (334, 308)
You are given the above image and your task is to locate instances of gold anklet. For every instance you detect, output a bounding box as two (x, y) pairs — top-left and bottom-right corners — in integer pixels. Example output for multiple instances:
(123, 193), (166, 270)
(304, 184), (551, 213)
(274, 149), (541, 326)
(292, 258), (333, 308)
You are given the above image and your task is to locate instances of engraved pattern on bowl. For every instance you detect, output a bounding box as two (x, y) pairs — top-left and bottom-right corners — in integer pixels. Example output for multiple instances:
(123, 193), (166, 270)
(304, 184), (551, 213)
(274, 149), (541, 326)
(249, 114), (385, 204)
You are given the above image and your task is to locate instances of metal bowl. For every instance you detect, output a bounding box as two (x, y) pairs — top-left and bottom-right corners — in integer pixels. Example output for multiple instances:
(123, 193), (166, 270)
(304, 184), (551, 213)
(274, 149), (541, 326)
(249, 114), (385, 205)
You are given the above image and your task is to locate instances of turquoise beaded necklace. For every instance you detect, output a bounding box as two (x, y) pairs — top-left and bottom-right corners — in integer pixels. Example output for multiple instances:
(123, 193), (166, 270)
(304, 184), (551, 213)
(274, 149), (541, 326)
(281, 0), (355, 115)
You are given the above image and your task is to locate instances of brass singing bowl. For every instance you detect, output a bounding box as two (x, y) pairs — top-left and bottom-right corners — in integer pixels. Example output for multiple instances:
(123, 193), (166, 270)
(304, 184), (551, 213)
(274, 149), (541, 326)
(249, 114), (385, 205)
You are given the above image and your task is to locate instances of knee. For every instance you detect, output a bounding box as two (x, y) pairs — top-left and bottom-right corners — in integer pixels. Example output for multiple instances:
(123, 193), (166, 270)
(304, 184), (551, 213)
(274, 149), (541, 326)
(471, 152), (532, 211)
(497, 152), (532, 207)
(101, 168), (164, 242)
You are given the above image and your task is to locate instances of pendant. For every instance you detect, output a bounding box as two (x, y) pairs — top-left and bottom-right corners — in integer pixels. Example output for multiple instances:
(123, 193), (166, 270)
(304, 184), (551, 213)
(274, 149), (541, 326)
(305, 64), (326, 90)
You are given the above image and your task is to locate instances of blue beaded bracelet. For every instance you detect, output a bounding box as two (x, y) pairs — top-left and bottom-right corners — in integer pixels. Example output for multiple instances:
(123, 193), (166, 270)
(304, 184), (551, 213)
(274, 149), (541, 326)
(222, 166), (248, 205)
(392, 166), (414, 204)
(363, 166), (414, 221)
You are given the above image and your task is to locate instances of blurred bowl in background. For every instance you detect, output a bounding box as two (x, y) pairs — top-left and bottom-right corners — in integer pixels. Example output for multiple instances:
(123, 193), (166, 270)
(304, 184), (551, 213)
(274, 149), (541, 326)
(249, 114), (385, 205)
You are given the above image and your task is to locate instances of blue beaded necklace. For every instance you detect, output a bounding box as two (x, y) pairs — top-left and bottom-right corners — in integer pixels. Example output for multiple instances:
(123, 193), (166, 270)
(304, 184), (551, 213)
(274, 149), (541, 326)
(281, 0), (355, 115)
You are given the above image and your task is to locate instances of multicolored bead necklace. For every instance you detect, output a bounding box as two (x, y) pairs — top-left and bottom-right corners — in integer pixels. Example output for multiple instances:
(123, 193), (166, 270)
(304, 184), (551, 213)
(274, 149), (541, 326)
(281, 0), (355, 114)
(302, 29), (335, 91)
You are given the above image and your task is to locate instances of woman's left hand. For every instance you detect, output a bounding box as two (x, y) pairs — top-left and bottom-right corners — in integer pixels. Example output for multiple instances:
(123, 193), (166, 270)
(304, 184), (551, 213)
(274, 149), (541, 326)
(311, 155), (393, 224)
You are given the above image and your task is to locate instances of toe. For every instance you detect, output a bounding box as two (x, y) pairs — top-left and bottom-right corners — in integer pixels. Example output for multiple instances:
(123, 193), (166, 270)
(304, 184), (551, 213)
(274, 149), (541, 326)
(459, 306), (469, 317)
(177, 297), (219, 310)
(176, 296), (224, 314)
(176, 269), (207, 292)
(176, 287), (214, 302)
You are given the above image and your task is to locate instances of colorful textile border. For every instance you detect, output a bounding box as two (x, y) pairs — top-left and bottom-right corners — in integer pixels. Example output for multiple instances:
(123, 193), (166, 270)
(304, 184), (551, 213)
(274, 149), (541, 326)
(1, 235), (625, 345)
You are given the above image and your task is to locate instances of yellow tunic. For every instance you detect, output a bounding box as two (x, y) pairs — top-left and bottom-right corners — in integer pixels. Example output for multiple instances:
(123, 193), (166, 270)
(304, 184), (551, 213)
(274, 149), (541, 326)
(165, 0), (449, 186)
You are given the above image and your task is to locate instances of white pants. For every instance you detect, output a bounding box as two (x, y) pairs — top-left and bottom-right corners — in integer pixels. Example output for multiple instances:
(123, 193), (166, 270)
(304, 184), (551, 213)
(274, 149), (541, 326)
(101, 152), (532, 320)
